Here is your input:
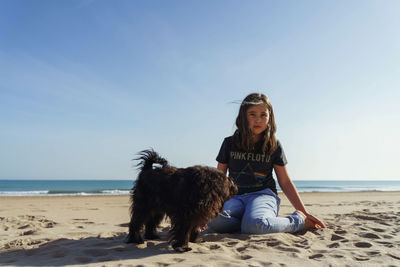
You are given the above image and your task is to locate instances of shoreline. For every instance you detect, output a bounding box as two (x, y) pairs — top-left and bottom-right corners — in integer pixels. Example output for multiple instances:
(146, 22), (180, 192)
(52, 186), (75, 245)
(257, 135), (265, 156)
(1, 191), (399, 266)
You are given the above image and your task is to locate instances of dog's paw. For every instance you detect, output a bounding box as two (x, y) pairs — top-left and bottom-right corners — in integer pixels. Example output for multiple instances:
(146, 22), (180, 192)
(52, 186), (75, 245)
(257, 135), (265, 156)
(173, 245), (192, 253)
(190, 229), (200, 243)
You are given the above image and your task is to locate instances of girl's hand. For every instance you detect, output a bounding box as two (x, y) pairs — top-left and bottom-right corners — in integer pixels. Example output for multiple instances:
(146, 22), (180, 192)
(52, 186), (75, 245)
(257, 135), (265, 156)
(305, 213), (326, 229)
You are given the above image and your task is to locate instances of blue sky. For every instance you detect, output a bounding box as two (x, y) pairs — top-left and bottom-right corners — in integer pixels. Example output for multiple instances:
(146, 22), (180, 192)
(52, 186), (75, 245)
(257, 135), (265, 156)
(0, 0), (399, 180)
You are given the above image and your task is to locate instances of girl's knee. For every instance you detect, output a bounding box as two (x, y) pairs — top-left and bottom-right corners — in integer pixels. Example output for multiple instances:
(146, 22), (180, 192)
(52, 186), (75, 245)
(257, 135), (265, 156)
(241, 217), (272, 234)
(208, 213), (241, 233)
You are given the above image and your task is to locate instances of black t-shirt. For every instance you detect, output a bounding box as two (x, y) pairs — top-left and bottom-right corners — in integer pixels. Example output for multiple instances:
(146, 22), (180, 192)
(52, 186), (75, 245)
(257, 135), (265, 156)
(216, 136), (287, 195)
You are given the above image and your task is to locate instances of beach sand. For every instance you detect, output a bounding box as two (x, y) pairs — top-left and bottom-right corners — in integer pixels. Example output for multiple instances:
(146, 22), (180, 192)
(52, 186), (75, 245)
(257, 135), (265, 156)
(0, 192), (399, 266)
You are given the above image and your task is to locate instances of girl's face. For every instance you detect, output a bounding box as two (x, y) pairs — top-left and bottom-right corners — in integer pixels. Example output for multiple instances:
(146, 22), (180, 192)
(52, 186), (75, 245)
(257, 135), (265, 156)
(246, 104), (269, 139)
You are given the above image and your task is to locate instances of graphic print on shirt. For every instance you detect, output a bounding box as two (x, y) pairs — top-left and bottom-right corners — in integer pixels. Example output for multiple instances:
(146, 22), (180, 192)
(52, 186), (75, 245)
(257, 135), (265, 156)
(230, 163), (266, 189)
(230, 151), (271, 163)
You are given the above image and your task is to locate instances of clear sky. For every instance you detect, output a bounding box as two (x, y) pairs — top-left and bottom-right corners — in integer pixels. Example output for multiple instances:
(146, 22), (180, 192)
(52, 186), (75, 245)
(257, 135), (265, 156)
(1, 0), (399, 180)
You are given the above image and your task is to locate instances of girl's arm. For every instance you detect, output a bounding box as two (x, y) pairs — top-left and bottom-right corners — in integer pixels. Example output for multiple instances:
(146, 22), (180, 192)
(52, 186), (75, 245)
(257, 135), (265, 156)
(217, 162), (228, 175)
(274, 164), (326, 228)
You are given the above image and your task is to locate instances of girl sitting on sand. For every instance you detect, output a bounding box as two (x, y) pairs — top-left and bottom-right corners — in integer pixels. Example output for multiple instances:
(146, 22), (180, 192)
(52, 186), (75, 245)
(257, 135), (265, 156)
(208, 93), (326, 234)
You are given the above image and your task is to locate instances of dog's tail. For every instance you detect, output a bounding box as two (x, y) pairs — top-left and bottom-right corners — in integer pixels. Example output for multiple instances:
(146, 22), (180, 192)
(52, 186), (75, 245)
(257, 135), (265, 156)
(135, 149), (168, 171)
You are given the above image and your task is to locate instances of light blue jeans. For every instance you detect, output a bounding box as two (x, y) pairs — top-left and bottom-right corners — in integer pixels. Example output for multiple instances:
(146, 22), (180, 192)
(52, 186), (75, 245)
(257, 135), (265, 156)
(208, 188), (305, 234)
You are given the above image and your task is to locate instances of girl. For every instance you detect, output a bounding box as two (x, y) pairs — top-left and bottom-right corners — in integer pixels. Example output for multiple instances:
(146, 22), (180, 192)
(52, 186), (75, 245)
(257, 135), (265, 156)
(208, 93), (325, 234)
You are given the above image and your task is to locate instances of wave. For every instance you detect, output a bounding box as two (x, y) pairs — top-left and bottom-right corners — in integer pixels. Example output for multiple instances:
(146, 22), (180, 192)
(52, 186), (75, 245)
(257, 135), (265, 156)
(0, 189), (131, 197)
(0, 190), (49, 196)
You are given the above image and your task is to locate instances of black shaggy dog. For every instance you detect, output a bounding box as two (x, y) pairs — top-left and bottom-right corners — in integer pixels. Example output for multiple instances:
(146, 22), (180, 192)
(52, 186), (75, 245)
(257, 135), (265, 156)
(126, 149), (238, 252)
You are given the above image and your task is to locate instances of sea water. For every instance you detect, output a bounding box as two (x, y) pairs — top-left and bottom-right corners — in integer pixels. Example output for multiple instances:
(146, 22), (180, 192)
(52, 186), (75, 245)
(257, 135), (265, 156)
(0, 179), (399, 196)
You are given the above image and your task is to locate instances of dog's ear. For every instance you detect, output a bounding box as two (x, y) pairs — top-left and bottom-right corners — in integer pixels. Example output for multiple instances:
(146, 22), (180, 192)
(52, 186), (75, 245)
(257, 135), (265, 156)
(224, 176), (238, 198)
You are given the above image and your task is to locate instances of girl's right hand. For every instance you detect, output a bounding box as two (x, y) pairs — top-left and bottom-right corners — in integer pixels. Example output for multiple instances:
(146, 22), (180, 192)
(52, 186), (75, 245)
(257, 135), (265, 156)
(306, 213), (326, 228)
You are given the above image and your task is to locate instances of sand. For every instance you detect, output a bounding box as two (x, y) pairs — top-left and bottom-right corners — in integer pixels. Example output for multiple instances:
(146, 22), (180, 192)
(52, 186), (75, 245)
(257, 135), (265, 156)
(0, 191), (399, 267)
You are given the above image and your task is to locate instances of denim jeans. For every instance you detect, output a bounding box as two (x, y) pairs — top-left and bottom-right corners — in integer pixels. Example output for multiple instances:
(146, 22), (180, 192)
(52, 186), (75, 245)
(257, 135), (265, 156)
(208, 188), (305, 234)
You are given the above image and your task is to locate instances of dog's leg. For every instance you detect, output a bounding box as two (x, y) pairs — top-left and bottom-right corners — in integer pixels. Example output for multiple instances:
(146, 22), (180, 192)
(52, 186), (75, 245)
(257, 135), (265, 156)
(190, 214), (207, 243)
(126, 204), (147, 244)
(144, 212), (164, 240)
(170, 217), (193, 252)
(189, 228), (200, 243)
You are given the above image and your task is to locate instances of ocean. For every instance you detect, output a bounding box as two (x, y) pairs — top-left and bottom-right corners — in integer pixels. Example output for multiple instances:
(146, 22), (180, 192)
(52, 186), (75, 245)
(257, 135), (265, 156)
(0, 179), (399, 197)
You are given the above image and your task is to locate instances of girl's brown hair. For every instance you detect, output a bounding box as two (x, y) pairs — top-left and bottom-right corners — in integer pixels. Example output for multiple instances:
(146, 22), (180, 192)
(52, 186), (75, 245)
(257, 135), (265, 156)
(233, 93), (277, 155)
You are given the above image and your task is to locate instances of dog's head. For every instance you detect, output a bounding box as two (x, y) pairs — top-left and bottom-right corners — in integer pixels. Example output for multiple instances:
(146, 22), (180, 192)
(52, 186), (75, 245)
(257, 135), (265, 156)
(210, 168), (238, 202)
(222, 175), (238, 201)
(201, 168), (238, 219)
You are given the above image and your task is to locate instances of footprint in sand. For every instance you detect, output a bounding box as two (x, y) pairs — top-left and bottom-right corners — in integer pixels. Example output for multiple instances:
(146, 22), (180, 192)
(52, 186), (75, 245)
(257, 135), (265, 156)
(155, 263), (169, 267)
(235, 254), (252, 260)
(19, 230), (37, 236)
(294, 240), (310, 249)
(328, 242), (340, 248)
(377, 241), (394, 248)
(18, 224), (32, 230)
(359, 233), (380, 239)
(354, 241), (372, 248)
(309, 253), (324, 260)
(236, 246), (247, 252)
(371, 227), (385, 233)
(266, 241), (281, 247)
(330, 234), (346, 241)
(388, 254), (400, 260)
(226, 241), (239, 247)
(42, 222), (55, 228)
(354, 214), (379, 221)
(332, 254), (344, 258)
(72, 219), (94, 224)
(172, 258), (185, 263)
(276, 246), (301, 253)
(367, 251), (380, 256)
(209, 244), (221, 250)
(354, 255), (370, 261)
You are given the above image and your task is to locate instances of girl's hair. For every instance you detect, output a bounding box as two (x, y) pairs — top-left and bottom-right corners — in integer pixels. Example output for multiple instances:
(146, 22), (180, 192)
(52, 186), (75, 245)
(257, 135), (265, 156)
(233, 93), (277, 155)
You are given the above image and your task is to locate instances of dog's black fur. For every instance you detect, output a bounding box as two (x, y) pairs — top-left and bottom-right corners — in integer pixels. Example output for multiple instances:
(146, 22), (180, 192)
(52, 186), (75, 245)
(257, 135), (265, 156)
(126, 149), (237, 252)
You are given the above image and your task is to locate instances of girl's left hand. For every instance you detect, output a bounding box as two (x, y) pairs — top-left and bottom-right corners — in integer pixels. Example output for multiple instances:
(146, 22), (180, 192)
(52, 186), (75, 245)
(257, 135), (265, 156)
(306, 213), (326, 229)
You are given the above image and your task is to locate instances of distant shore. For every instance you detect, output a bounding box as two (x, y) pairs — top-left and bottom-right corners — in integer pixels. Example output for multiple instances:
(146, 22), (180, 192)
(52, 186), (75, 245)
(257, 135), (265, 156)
(1, 191), (399, 266)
